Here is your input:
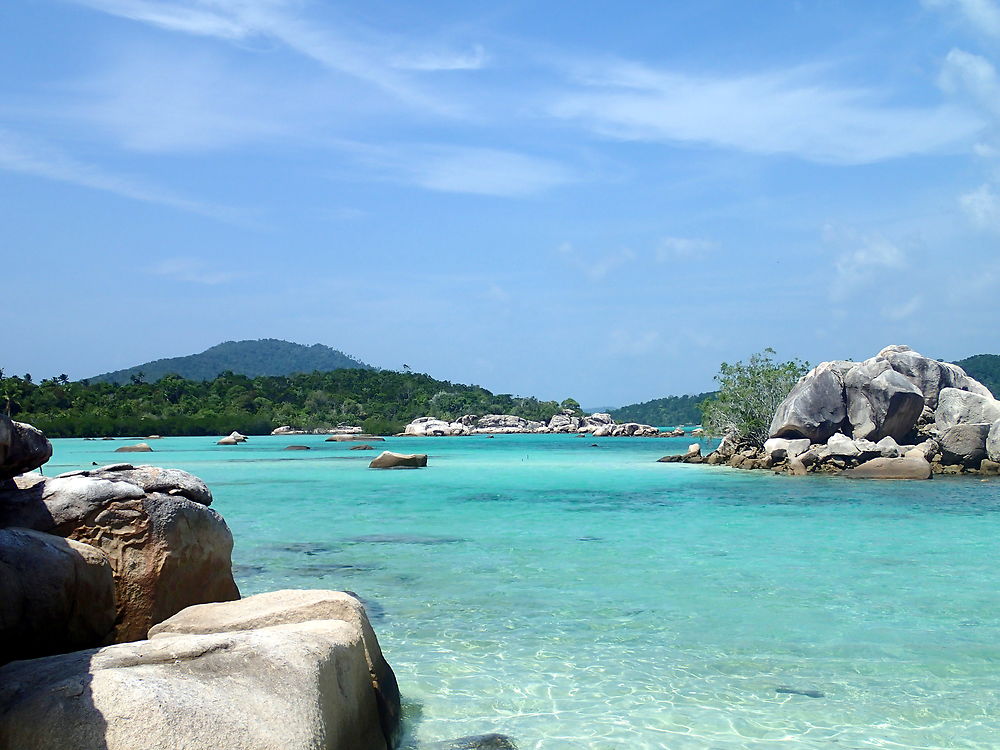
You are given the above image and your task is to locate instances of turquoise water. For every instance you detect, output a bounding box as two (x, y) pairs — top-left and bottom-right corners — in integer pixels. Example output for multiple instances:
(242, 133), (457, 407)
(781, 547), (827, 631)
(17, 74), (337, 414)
(48, 435), (1000, 749)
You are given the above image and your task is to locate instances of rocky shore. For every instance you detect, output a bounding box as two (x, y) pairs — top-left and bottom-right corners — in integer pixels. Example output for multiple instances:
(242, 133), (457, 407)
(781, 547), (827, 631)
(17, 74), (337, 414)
(0, 413), (522, 748)
(662, 346), (1000, 479)
(402, 411), (679, 437)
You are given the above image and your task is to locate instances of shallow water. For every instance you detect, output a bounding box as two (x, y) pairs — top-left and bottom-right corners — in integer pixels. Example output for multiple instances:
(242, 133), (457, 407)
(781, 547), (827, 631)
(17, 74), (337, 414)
(49, 434), (1000, 749)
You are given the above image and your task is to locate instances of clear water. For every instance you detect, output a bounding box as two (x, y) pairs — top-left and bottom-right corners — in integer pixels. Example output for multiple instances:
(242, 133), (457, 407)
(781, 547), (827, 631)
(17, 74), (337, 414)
(48, 434), (1000, 749)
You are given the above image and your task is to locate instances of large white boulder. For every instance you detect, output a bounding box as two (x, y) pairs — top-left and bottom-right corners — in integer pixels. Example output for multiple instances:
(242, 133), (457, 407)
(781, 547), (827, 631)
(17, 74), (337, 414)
(844, 358), (924, 441)
(764, 437), (812, 460)
(989, 420), (1000, 463)
(770, 361), (852, 443)
(934, 388), (1000, 433)
(149, 589), (400, 747)
(876, 345), (993, 406)
(0, 619), (388, 750)
(938, 423), (991, 466)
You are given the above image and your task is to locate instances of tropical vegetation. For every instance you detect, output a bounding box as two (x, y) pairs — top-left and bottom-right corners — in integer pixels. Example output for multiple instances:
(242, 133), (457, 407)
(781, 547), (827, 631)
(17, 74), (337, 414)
(698, 349), (809, 447)
(610, 392), (716, 427)
(0, 369), (575, 438)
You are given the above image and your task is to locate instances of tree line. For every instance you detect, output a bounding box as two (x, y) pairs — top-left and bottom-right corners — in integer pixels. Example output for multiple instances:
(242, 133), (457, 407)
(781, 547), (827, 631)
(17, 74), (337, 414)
(0, 369), (578, 438)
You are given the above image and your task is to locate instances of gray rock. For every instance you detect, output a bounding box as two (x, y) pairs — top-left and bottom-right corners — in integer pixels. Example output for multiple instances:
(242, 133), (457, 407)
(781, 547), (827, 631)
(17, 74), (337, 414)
(904, 439), (939, 461)
(877, 345), (994, 406)
(149, 589), (401, 748)
(939, 423), (991, 466)
(876, 436), (902, 457)
(0, 417), (52, 480)
(369, 451), (428, 469)
(989, 420), (1000, 463)
(842, 457), (932, 480)
(826, 433), (860, 457)
(934, 388), (1000, 432)
(769, 361), (851, 442)
(763, 438), (812, 460)
(845, 358), (924, 441)
(0, 620), (388, 750)
(0, 528), (116, 664)
(0, 469), (238, 642)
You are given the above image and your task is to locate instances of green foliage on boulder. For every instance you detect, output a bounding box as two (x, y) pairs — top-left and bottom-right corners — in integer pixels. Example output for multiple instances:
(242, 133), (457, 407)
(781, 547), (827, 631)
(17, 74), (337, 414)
(699, 349), (809, 447)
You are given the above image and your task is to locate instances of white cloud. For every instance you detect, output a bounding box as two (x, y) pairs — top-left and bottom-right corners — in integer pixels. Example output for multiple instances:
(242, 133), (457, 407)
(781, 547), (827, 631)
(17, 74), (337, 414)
(549, 60), (982, 164)
(924, 0), (1000, 37)
(656, 236), (716, 261)
(826, 226), (907, 300)
(0, 127), (230, 218)
(960, 182), (1000, 226)
(150, 257), (244, 284)
(938, 48), (1000, 116)
(389, 146), (574, 197)
(390, 44), (488, 72)
(608, 329), (660, 356)
(883, 295), (923, 321)
(557, 242), (636, 281)
(67, 0), (476, 112)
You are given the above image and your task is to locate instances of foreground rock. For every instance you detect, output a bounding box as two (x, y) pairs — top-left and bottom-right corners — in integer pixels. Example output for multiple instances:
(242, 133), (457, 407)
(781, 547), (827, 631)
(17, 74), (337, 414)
(369, 451), (427, 469)
(989, 420), (1000, 462)
(934, 388), (1000, 432)
(149, 589), (401, 748)
(0, 620), (388, 750)
(0, 416), (52, 480)
(939, 423), (991, 467)
(0, 528), (116, 664)
(842, 457), (932, 480)
(0, 464), (238, 641)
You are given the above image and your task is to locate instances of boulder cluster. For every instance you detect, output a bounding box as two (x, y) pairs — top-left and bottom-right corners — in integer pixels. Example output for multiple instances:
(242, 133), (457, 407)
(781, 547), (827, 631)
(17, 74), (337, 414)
(668, 346), (1000, 479)
(0, 415), (402, 749)
(403, 410), (662, 437)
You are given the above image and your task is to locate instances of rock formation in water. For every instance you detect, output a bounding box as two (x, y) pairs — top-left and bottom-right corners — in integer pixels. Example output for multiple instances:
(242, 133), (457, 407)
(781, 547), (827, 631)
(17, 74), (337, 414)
(403, 410), (662, 437)
(667, 345), (1000, 478)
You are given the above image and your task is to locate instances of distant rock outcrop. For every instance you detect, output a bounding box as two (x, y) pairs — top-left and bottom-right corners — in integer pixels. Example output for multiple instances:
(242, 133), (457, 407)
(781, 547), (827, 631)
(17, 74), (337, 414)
(671, 345), (999, 478)
(401, 411), (661, 437)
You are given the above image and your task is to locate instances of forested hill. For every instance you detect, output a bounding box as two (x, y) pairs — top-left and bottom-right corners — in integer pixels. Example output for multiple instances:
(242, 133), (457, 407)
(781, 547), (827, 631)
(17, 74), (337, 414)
(954, 354), (1000, 396)
(610, 392), (715, 427)
(1, 369), (575, 437)
(87, 339), (372, 384)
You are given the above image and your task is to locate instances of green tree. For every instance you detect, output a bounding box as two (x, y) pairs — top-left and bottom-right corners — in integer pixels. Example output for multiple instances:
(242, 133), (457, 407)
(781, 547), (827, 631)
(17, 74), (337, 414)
(699, 348), (808, 448)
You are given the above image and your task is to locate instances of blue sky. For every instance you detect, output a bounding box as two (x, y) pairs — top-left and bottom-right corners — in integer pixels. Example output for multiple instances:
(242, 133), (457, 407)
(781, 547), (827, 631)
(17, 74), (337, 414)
(1, 0), (998, 406)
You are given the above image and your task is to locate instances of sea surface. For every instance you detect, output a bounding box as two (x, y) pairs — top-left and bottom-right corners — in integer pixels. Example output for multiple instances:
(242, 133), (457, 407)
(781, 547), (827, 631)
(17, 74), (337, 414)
(48, 434), (1000, 749)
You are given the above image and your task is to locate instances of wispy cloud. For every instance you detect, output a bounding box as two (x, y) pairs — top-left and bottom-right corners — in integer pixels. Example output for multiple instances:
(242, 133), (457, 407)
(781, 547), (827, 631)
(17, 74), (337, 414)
(824, 224), (907, 301)
(150, 256), (245, 284)
(960, 182), (1000, 226)
(390, 44), (488, 72)
(924, 0), (1000, 37)
(557, 242), (636, 281)
(549, 59), (982, 164)
(656, 236), (716, 261)
(0, 127), (231, 218)
(375, 145), (575, 197)
(67, 0), (480, 113)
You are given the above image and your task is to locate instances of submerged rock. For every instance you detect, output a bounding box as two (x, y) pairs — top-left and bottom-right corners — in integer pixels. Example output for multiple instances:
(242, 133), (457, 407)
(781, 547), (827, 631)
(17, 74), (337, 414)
(114, 442), (152, 453)
(369, 451), (428, 469)
(424, 734), (518, 750)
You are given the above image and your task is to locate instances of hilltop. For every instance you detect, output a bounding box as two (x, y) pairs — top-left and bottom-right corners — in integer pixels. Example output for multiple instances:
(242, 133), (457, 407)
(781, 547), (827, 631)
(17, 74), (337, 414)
(610, 392), (715, 427)
(87, 339), (372, 384)
(953, 354), (1000, 396)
